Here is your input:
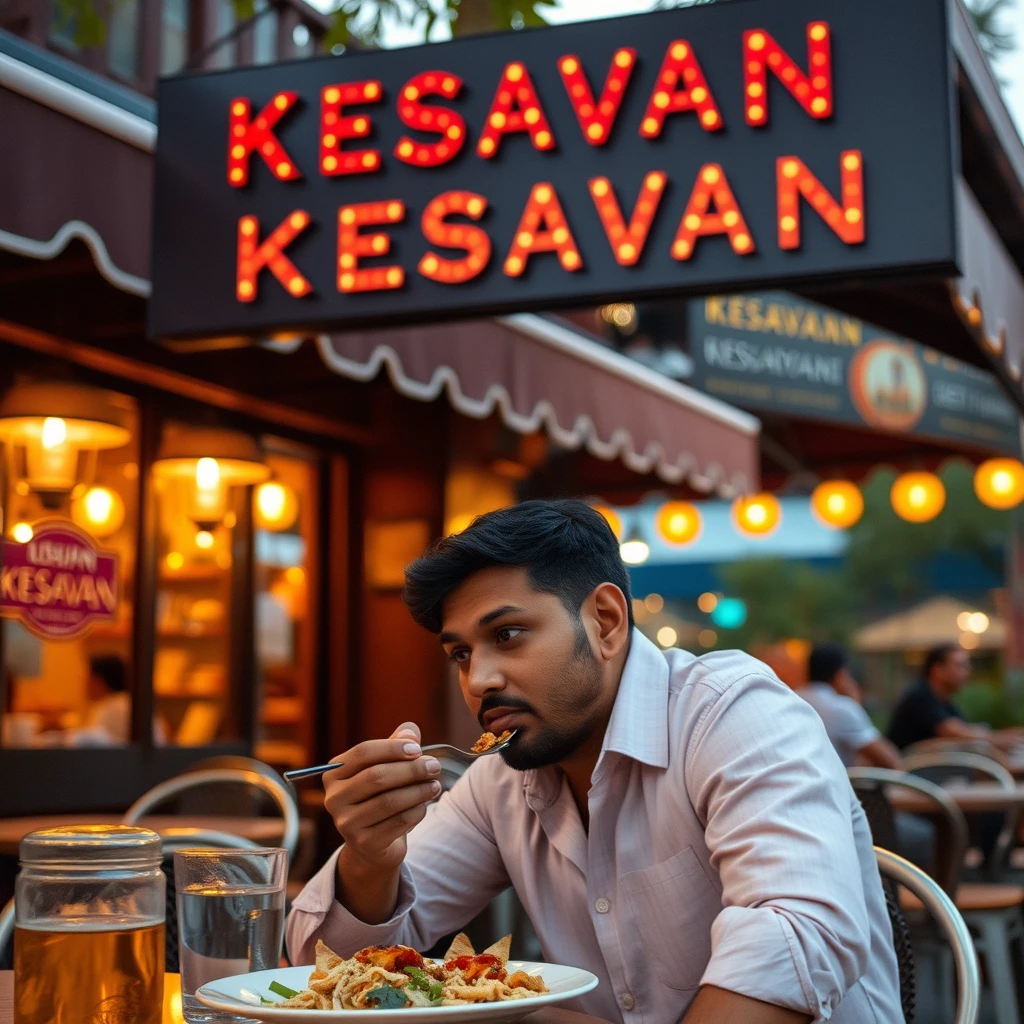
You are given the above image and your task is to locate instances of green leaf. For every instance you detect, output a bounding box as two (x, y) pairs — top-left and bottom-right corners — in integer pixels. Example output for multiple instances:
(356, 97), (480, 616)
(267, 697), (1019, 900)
(367, 985), (410, 1009)
(268, 981), (300, 999)
(231, 0), (256, 19)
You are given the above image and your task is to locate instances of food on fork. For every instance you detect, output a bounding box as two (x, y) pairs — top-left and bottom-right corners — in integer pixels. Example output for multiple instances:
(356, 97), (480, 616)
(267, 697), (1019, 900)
(470, 729), (513, 754)
(272, 933), (549, 1009)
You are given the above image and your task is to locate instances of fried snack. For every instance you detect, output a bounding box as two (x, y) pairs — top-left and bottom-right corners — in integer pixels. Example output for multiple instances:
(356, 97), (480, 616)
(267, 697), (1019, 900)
(471, 729), (513, 753)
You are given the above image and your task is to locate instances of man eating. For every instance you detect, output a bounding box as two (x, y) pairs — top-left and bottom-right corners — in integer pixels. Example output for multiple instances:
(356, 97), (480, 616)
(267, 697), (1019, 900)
(287, 500), (902, 1023)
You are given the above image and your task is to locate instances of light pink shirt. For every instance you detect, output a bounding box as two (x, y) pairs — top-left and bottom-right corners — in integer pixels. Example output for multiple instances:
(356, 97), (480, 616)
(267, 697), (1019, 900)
(288, 631), (902, 1023)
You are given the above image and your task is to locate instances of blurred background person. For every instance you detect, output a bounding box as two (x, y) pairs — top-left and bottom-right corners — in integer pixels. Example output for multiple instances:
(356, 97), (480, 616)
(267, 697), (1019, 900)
(67, 655), (168, 746)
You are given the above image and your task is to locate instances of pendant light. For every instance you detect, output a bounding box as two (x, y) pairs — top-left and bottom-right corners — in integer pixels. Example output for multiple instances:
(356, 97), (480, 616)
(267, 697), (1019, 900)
(732, 493), (782, 537)
(974, 459), (1024, 510)
(655, 501), (702, 546)
(810, 480), (864, 529)
(891, 471), (945, 523)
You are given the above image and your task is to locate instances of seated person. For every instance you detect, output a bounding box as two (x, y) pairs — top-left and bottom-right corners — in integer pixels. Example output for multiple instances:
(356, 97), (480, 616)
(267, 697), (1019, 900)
(800, 644), (901, 769)
(69, 655), (168, 746)
(287, 500), (902, 1023)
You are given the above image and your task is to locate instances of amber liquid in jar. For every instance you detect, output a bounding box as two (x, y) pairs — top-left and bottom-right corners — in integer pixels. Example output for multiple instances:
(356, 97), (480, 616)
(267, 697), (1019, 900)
(14, 919), (164, 1024)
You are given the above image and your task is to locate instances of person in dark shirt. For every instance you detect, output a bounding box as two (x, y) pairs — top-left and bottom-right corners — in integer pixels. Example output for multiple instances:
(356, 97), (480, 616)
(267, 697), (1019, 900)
(888, 643), (1024, 751)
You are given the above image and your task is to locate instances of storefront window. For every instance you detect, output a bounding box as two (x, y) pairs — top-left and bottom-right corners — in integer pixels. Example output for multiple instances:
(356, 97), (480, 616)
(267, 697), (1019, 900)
(107, 0), (139, 79)
(161, 0), (190, 75)
(0, 384), (139, 749)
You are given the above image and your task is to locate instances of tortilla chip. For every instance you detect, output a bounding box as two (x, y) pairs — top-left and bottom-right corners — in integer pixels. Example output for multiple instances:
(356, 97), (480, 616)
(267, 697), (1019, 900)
(482, 934), (511, 965)
(444, 932), (475, 960)
(315, 939), (344, 975)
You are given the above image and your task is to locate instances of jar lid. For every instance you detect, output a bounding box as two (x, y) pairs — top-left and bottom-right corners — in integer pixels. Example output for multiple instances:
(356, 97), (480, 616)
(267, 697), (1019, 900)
(20, 825), (162, 867)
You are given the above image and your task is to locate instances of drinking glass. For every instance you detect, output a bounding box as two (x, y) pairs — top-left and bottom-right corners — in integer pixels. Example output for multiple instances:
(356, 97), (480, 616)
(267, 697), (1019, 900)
(173, 848), (287, 1024)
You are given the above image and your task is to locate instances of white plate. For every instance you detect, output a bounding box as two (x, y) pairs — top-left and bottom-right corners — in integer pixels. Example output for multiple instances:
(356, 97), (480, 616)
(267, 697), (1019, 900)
(196, 961), (599, 1022)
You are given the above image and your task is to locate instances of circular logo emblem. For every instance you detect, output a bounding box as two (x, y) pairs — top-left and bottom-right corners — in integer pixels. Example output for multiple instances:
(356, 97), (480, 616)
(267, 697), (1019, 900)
(848, 339), (927, 432)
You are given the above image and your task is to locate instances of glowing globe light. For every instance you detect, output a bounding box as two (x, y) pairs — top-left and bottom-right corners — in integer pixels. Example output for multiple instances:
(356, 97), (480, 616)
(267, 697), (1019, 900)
(11, 522), (33, 543)
(620, 537), (650, 565)
(195, 530), (215, 550)
(697, 592), (719, 613)
(655, 501), (702, 546)
(810, 480), (864, 529)
(656, 626), (678, 648)
(72, 486), (126, 538)
(975, 458), (1024, 510)
(732, 493), (781, 537)
(41, 417), (67, 450)
(891, 472), (945, 523)
(254, 481), (299, 532)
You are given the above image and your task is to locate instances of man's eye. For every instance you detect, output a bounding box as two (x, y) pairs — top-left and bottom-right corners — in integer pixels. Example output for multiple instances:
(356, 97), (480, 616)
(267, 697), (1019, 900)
(449, 648), (469, 663)
(496, 627), (522, 644)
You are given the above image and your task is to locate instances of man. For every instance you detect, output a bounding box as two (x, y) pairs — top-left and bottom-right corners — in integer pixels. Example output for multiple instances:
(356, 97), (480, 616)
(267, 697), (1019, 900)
(887, 643), (1024, 751)
(71, 655), (168, 746)
(288, 500), (901, 1023)
(800, 644), (901, 769)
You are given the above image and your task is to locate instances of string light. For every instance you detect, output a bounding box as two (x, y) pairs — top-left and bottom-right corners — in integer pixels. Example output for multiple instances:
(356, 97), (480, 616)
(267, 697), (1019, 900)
(974, 458), (1024, 510)
(891, 471), (945, 523)
(777, 151), (865, 249)
(558, 48), (635, 146)
(639, 39), (723, 138)
(236, 212), (312, 302)
(655, 501), (702, 546)
(810, 480), (863, 529)
(477, 63), (556, 158)
(394, 71), (466, 167)
(254, 481), (299, 531)
(503, 183), (582, 277)
(589, 172), (667, 266)
(338, 200), (406, 293)
(72, 486), (126, 538)
(744, 23), (832, 127)
(656, 626), (678, 648)
(672, 163), (755, 261)
(227, 92), (301, 187)
(418, 192), (492, 284)
(732, 493), (781, 536)
(11, 522), (33, 543)
(320, 81), (383, 176)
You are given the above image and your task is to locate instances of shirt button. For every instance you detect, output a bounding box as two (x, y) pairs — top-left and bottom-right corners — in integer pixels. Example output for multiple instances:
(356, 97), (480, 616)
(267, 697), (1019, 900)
(622, 993), (636, 1010)
(594, 897), (611, 914)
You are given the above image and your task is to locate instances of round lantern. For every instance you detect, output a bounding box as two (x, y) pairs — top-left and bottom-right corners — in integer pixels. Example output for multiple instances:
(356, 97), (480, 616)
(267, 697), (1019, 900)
(254, 481), (299, 531)
(732, 493), (782, 537)
(71, 486), (126, 538)
(810, 481), (864, 529)
(891, 471), (945, 523)
(974, 459), (1024, 510)
(655, 501), (702, 546)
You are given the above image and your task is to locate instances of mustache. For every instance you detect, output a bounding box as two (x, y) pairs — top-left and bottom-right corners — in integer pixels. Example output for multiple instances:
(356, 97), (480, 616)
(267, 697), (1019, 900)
(477, 693), (537, 729)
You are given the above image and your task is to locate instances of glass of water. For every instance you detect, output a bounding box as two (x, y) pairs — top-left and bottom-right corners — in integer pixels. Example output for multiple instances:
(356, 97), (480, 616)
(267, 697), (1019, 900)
(173, 847), (288, 1023)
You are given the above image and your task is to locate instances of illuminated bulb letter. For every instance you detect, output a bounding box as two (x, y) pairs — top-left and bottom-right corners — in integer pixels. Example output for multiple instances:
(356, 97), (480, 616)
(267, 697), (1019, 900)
(237, 212), (313, 302)
(640, 40), (723, 138)
(320, 80), (384, 177)
(395, 72), (466, 167)
(338, 201), (406, 293)
(558, 49), (635, 146)
(671, 164), (755, 261)
(477, 63), (556, 158)
(744, 22), (832, 126)
(418, 192), (492, 284)
(503, 183), (582, 276)
(589, 172), (668, 266)
(776, 150), (864, 249)
(227, 92), (301, 186)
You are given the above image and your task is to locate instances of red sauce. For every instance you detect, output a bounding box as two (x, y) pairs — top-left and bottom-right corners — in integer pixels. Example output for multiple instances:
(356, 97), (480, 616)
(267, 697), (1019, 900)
(444, 954), (500, 972)
(354, 945), (424, 971)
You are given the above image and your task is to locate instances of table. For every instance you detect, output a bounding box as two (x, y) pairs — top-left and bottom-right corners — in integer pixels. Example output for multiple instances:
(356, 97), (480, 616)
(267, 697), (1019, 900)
(0, 972), (612, 1023)
(887, 782), (1024, 815)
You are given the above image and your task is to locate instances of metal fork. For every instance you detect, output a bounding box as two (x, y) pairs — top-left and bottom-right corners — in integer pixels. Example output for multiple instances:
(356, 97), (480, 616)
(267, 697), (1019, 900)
(283, 731), (518, 782)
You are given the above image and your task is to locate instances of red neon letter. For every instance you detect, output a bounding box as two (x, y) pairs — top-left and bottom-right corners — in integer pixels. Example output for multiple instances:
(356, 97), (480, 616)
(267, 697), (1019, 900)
(228, 92), (301, 187)
(337, 201), (405, 293)
(395, 72), (467, 168)
(320, 81), (383, 176)
(504, 184), (581, 276)
(418, 192), (492, 284)
(589, 172), (667, 266)
(777, 151), (864, 249)
(477, 63), (555, 158)
(237, 212), (312, 301)
(671, 164), (754, 261)
(745, 22), (832, 126)
(640, 40), (722, 138)
(558, 49), (635, 146)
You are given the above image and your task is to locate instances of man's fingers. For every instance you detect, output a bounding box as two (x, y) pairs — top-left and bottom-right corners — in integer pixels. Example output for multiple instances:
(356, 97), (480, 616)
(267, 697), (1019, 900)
(335, 756), (441, 805)
(362, 800), (430, 844)
(321, 737), (425, 782)
(390, 721), (421, 743)
(337, 780), (441, 832)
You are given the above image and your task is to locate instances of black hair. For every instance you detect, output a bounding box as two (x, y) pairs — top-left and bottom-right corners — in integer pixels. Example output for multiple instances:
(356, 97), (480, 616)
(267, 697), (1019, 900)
(923, 643), (959, 680)
(809, 643), (848, 686)
(403, 499), (634, 634)
(89, 655), (127, 694)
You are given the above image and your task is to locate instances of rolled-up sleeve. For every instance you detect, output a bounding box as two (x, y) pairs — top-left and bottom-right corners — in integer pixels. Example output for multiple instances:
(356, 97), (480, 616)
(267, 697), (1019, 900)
(687, 671), (873, 1020)
(286, 760), (510, 966)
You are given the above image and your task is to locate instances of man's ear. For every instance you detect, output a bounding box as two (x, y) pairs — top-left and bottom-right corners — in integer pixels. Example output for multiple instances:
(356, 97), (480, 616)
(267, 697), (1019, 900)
(587, 582), (631, 661)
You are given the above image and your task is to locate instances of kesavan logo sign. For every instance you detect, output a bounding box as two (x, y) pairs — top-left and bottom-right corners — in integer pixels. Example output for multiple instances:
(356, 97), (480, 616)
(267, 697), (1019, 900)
(150, 0), (956, 340)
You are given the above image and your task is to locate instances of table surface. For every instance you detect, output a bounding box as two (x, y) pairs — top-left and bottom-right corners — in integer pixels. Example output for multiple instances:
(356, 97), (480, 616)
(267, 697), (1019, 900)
(888, 781), (1024, 813)
(0, 972), (611, 1023)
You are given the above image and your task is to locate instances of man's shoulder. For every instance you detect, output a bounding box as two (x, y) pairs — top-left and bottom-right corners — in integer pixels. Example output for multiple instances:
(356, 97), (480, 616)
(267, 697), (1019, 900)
(664, 646), (788, 699)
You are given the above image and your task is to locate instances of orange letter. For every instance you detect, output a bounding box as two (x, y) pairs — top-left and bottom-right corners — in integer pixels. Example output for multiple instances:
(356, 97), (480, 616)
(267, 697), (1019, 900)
(395, 72), (467, 168)
(477, 63), (555, 158)
(237, 212), (313, 302)
(320, 80), (383, 176)
(671, 165), (754, 261)
(503, 183), (581, 276)
(338, 200), (405, 293)
(558, 49), (635, 146)
(589, 172), (667, 266)
(640, 40), (722, 138)
(418, 192), (492, 284)
(745, 22), (832, 126)
(228, 92), (301, 186)
(777, 151), (864, 249)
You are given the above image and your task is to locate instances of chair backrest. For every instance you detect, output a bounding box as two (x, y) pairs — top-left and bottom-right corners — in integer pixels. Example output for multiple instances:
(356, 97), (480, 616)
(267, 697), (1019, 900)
(123, 766), (300, 861)
(875, 847), (981, 1024)
(904, 738), (1012, 771)
(848, 766), (969, 898)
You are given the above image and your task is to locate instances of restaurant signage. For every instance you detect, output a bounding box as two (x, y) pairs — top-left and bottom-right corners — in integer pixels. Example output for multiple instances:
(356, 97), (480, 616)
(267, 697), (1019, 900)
(689, 292), (1023, 455)
(0, 521), (119, 640)
(150, 0), (956, 340)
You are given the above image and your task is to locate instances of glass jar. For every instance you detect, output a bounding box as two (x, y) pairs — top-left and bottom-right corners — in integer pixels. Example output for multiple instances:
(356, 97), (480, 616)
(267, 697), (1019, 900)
(14, 824), (165, 1024)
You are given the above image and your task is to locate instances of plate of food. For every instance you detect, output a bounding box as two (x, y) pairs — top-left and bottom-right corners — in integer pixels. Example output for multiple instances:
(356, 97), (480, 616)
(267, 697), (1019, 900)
(195, 933), (598, 1022)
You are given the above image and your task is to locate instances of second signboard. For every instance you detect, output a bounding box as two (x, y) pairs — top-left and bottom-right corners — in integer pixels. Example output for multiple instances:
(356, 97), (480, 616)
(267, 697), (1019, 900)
(150, 0), (956, 340)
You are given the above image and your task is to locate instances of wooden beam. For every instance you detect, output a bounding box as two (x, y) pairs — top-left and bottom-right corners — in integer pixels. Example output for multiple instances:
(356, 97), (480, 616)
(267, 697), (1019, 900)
(0, 318), (372, 446)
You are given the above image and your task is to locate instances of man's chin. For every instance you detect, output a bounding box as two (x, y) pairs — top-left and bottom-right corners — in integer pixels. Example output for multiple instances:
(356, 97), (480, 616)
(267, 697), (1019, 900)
(498, 726), (586, 772)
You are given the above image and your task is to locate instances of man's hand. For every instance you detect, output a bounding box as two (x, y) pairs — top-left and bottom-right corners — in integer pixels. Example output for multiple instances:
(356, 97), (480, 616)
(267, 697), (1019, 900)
(325, 722), (442, 923)
(681, 986), (811, 1023)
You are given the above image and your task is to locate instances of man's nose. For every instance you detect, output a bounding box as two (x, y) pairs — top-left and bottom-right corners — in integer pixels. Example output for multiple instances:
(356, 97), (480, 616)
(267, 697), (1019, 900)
(465, 652), (505, 698)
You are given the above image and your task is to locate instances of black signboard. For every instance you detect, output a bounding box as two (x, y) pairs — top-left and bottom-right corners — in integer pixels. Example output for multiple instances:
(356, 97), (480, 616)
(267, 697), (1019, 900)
(689, 292), (1022, 455)
(150, 0), (957, 340)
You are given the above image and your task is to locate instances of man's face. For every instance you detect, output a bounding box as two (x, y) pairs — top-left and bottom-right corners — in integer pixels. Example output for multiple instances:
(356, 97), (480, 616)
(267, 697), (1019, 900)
(833, 667), (862, 703)
(934, 648), (971, 694)
(439, 566), (609, 772)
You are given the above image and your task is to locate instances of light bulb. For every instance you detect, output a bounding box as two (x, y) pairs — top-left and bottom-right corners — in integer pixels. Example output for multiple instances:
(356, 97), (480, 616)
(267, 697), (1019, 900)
(41, 417), (67, 450)
(620, 538), (650, 565)
(195, 457), (220, 490)
(11, 522), (33, 543)
(195, 530), (215, 550)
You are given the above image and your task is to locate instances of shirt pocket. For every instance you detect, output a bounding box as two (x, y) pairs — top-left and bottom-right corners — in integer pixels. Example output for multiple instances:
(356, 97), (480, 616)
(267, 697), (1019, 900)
(621, 846), (722, 991)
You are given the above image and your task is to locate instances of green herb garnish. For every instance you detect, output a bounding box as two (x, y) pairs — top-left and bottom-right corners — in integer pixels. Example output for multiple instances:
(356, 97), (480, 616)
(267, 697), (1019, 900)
(367, 985), (409, 1009)
(404, 967), (443, 1003)
(268, 980), (300, 999)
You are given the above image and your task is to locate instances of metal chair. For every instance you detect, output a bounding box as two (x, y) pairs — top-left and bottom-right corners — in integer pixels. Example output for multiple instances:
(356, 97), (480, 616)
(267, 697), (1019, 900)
(904, 738), (1013, 772)
(875, 847), (981, 1024)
